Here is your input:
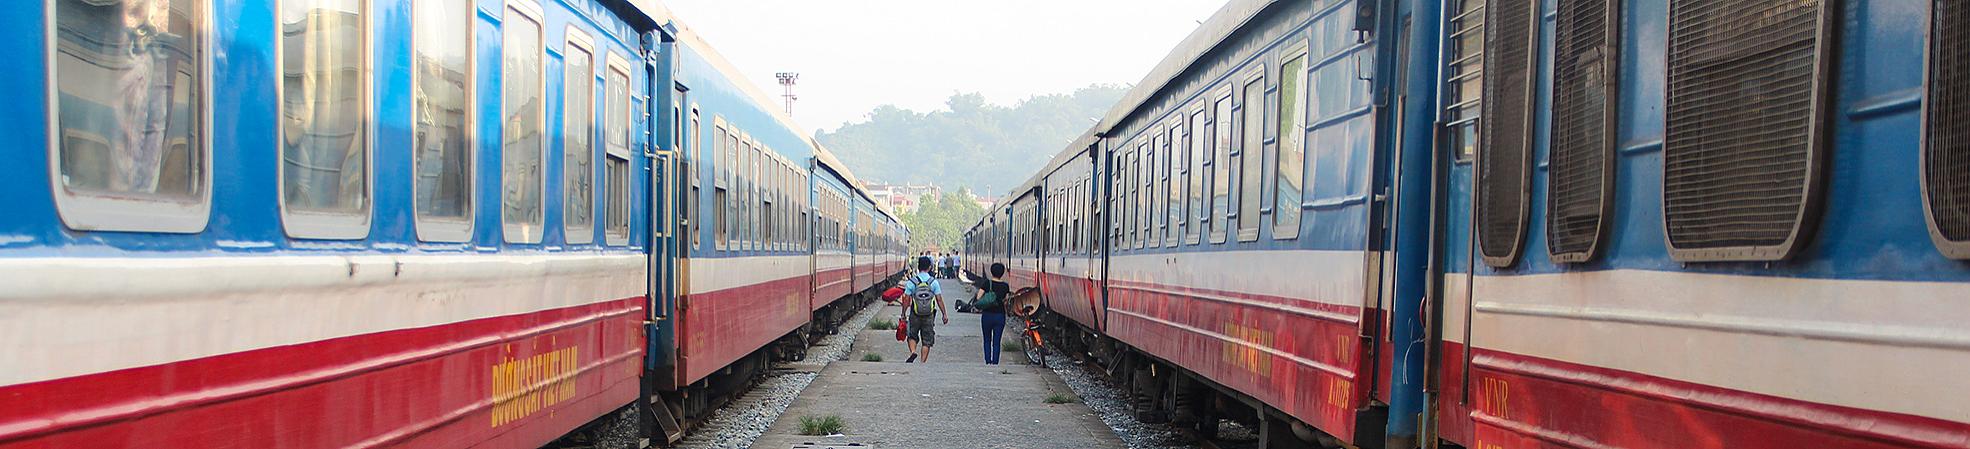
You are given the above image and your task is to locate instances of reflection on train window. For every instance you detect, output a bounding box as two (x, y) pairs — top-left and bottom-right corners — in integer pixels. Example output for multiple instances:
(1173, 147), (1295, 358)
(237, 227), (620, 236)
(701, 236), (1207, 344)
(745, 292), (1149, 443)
(689, 108), (701, 250)
(1443, 0), (1485, 163)
(1274, 52), (1306, 240)
(605, 61), (632, 244)
(713, 123), (729, 250)
(52, 0), (211, 233)
(563, 33), (595, 244)
(501, 1), (544, 243)
(1167, 123), (1185, 245)
(1239, 77), (1265, 241)
(1188, 109), (1208, 244)
(281, 0), (371, 239)
(412, 0), (472, 241)
(1212, 94), (1232, 244)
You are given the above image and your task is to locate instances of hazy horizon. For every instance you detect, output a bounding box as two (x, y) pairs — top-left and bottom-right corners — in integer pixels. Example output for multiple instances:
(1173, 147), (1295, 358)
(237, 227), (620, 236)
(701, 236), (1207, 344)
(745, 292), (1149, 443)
(661, 0), (1227, 134)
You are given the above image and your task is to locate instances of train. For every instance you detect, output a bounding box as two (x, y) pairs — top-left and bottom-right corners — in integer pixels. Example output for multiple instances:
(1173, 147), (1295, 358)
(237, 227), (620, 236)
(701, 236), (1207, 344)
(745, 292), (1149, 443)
(966, 0), (1970, 448)
(0, 1), (906, 448)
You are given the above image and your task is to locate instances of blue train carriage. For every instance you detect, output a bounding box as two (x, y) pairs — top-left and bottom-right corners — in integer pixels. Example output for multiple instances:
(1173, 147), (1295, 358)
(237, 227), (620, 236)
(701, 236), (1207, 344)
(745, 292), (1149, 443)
(1026, 134), (1105, 336)
(1066, 0), (1417, 445)
(0, 0), (670, 447)
(1424, 0), (1970, 447)
(654, 16), (874, 434)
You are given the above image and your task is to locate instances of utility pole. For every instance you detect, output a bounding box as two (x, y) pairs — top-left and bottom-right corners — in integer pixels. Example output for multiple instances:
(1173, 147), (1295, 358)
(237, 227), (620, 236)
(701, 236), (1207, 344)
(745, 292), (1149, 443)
(775, 72), (798, 116)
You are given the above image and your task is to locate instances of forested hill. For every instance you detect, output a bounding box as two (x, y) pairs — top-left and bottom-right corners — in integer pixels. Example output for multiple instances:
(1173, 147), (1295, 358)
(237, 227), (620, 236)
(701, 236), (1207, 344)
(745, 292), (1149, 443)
(815, 85), (1126, 197)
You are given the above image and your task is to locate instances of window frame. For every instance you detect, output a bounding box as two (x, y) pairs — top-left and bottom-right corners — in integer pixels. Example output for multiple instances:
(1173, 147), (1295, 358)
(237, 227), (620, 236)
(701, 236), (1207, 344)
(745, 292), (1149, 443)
(562, 27), (598, 245)
(409, 0), (477, 242)
(1274, 45), (1310, 241)
(278, 0), (377, 240)
(1211, 87), (1235, 244)
(1237, 70), (1267, 242)
(46, 0), (216, 234)
(603, 53), (634, 245)
(498, 0), (547, 244)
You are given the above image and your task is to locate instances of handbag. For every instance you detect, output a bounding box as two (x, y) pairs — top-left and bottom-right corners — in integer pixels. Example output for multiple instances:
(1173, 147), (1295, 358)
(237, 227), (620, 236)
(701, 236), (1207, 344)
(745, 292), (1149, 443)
(895, 317), (907, 341)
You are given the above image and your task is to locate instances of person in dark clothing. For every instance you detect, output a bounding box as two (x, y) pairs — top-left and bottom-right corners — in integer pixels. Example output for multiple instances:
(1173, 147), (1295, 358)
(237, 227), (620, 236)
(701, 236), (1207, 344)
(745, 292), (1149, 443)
(973, 263), (1012, 364)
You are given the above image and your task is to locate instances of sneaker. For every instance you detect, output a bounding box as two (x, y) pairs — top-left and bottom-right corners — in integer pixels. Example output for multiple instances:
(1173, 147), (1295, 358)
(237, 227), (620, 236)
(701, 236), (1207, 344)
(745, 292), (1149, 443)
(905, 354), (918, 363)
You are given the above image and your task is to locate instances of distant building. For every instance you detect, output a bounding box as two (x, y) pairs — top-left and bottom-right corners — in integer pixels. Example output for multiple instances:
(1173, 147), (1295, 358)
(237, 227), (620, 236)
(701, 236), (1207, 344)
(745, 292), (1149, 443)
(974, 196), (998, 209)
(866, 182), (941, 214)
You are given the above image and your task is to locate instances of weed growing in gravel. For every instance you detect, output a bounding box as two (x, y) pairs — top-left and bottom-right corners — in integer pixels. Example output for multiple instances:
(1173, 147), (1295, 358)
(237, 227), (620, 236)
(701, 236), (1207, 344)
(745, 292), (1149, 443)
(1003, 338), (1022, 352)
(798, 415), (845, 435)
(861, 353), (883, 362)
(1044, 393), (1079, 404)
(868, 319), (895, 330)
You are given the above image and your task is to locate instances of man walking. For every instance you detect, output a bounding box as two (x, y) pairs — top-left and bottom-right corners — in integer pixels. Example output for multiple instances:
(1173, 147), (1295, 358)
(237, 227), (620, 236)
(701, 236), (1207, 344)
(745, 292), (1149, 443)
(902, 256), (948, 363)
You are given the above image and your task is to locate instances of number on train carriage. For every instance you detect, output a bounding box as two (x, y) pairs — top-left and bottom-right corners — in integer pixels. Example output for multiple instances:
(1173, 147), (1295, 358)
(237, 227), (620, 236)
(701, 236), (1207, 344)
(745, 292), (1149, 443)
(1476, 0), (1536, 268)
(1926, 0), (1970, 260)
(1547, 0), (1620, 263)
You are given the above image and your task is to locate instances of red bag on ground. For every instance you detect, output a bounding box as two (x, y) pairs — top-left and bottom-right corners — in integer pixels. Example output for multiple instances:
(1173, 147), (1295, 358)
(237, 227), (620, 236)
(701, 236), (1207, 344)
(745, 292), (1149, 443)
(882, 286), (905, 304)
(895, 318), (907, 341)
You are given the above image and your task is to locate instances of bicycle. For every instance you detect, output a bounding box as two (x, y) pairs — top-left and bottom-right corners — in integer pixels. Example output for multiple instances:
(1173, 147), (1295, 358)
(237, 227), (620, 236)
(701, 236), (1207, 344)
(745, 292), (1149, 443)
(1011, 288), (1046, 367)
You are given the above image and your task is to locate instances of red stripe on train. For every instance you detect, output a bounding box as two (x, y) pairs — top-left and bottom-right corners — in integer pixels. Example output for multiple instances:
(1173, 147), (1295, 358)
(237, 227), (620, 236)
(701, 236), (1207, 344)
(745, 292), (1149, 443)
(676, 274), (811, 385)
(1101, 281), (1372, 444)
(0, 297), (645, 449)
(1457, 345), (1970, 449)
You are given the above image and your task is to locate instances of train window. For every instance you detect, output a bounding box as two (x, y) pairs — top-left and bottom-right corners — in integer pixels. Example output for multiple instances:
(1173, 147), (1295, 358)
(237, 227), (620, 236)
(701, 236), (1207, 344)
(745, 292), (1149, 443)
(1134, 151), (1146, 249)
(1925, 0), (1969, 259)
(1275, 52), (1307, 241)
(1169, 122), (1188, 245)
(1443, 0), (1485, 162)
(1662, 0), (1832, 261)
(689, 107), (701, 250)
(50, 0), (212, 233)
(499, 0), (545, 244)
(409, 0), (474, 242)
(1212, 94), (1233, 244)
(1475, 0), (1536, 267)
(1155, 133), (1173, 247)
(1141, 144), (1154, 248)
(1189, 108), (1209, 244)
(744, 139), (757, 249)
(563, 31), (596, 245)
(1238, 76), (1265, 241)
(1546, 0), (1619, 263)
(604, 57), (633, 245)
(714, 123), (729, 250)
(279, 0), (373, 239)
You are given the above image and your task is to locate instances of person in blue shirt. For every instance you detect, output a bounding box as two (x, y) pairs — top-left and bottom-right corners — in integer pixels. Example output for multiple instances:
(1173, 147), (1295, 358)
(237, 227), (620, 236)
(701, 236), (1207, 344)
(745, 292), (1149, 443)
(901, 256), (948, 363)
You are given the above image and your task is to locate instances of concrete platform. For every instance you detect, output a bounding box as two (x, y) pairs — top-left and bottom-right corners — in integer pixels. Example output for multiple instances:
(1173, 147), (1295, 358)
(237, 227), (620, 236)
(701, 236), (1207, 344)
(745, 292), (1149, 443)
(752, 278), (1124, 449)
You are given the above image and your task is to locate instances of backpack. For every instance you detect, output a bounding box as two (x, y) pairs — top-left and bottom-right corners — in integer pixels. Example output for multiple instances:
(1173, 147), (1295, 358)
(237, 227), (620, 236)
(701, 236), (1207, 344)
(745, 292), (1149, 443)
(908, 274), (938, 316)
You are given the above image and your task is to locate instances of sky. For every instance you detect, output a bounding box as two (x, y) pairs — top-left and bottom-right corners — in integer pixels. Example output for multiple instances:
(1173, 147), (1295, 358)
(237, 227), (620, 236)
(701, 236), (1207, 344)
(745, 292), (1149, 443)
(661, 0), (1229, 133)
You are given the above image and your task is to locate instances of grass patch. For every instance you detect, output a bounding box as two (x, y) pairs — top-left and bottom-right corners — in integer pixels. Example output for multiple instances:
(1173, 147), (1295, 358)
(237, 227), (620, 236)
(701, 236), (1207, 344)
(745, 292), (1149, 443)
(868, 318), (895, 330)
(1002, 338), (1023, 352)
(1044, 393), (1079, 404)
(860, 353), (884, 362)
(798, 415), (845, 436)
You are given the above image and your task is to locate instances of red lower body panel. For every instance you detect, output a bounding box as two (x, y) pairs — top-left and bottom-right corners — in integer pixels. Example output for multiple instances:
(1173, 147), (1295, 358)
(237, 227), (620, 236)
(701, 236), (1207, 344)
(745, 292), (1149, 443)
(1039, 271), (1100, 332)
(1452, 346), (1970, 449)
(813, 268), (852, 312)
(0, 297), (645, 449)
(1105, 280), (1369, 443)
(678, 275), (809, 384)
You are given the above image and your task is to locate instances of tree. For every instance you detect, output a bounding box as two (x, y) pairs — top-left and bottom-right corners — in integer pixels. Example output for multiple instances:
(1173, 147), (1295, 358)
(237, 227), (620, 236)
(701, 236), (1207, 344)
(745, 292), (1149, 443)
(901, 189), (987, 254)
(818, 85), (1125, 197)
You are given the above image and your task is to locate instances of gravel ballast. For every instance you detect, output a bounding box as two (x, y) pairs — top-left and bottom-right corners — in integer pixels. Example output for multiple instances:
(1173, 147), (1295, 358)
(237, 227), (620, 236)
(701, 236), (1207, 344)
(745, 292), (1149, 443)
(671, 299), (886, 449)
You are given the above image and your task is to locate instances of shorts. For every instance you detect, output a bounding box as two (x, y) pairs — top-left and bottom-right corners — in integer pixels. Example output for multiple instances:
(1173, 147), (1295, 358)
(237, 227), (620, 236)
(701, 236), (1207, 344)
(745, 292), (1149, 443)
(906, 312), (936, 347)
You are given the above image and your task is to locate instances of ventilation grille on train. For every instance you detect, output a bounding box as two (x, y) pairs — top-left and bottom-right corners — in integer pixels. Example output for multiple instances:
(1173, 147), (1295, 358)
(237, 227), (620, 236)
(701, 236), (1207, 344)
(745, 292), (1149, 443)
(1548, 0), (1619, 263)
(1477, 0), (1536, 268)
(1929, 0), (1970, 259)
(1662, 0), (1831, 261)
